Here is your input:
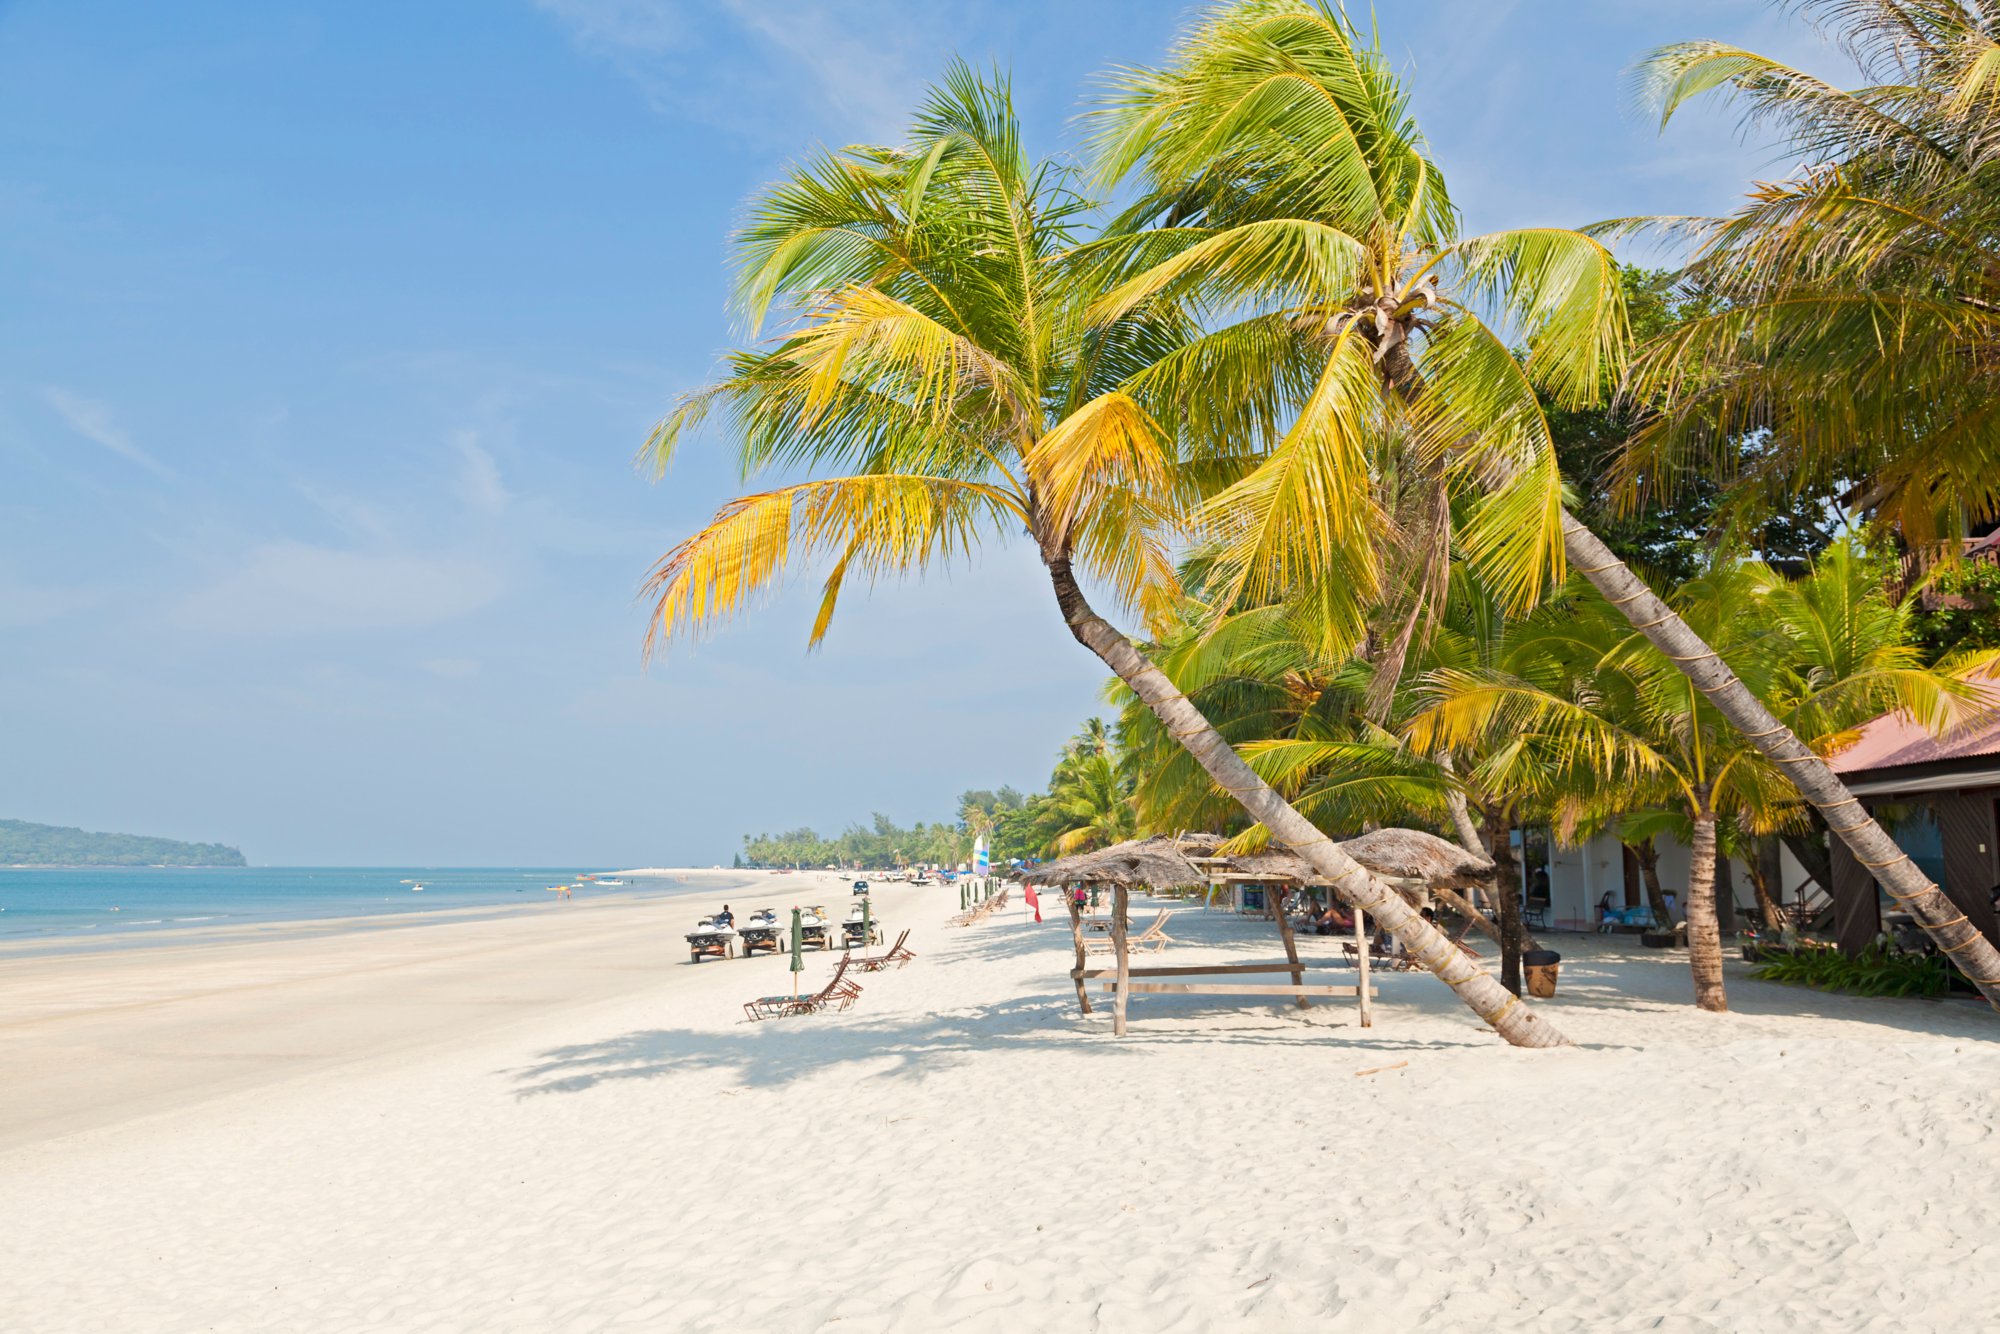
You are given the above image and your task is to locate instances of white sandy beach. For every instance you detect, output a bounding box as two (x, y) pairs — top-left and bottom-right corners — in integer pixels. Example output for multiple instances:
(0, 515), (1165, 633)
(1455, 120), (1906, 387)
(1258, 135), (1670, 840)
(3, 878), (1998, 1331)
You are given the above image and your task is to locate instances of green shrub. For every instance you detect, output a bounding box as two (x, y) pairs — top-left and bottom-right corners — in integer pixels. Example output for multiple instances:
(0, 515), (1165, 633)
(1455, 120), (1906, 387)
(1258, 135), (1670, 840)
(1751, 943), (1959, 998)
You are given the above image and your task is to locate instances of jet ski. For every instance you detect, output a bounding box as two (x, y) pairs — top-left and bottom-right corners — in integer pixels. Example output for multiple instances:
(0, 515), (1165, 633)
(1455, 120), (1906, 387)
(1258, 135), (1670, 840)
(842, 904), (881, 948)
(797, 905), (832, 951)
(737, 907), (785, 957)
(685, 914), (739, 963)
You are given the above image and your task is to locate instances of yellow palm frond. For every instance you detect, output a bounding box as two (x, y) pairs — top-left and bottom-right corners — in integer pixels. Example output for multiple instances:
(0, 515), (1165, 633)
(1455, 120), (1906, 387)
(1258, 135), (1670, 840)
(643, 474), (1026, 655)
(1434, 227), (1628, 408)
(1089, 218), (1370, 325)
(786, 286), (1033, 435)
(1408, 314), (1567, 611)
(1199, 320), (1387, 611)
(1024, 392), (1173, 543)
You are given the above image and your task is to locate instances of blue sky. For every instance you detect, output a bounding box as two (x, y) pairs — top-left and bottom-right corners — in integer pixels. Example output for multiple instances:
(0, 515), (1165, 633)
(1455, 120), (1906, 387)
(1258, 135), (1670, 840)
(0, 1), (1836, 865)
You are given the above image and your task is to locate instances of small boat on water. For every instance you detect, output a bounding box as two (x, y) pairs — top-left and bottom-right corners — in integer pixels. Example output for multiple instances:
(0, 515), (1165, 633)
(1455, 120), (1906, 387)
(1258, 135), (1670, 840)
(686, 915), (738, 963)
(596, 877), (625, 887)
(411, 884), (425, 892)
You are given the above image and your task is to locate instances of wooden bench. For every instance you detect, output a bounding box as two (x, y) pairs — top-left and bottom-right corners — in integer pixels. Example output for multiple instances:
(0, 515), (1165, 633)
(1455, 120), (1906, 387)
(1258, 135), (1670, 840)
(1074, 962), (1376, 1002)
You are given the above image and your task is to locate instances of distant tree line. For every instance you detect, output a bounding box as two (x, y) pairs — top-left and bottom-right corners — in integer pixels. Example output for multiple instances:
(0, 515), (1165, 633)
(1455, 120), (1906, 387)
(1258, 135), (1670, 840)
(738, 720), (1139, 869)
(0, 819), (247, 867)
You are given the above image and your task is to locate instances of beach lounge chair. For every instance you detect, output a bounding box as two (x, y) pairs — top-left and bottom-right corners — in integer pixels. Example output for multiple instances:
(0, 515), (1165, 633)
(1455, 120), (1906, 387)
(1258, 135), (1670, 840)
(851, 929), (912, 973)
(743, 958), (860, 1021)
(885, 930), (916, 966)
(1083, 910), (1176, 954)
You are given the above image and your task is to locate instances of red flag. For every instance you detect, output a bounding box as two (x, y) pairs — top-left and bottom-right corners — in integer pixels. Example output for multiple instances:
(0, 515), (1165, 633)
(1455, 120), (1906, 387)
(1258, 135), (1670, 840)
(1025, 883), (1042, 922)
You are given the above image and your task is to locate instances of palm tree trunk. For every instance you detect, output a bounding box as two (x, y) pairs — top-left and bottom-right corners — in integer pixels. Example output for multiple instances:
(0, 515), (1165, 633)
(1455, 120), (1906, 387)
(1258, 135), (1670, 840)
(1483, 808), (1526, 996)
(1633, 837), (1673, 930)
(1432, 883), (1504, 945)
(1043, 554), (1571, 1048)
(1560, 514), (2000, 1010)
(1747, 840), (1783, 932)
(1065, 890), (1093, 1016)
(1438, 784), (1538, 951)
(1686, 795), (1727, 1012)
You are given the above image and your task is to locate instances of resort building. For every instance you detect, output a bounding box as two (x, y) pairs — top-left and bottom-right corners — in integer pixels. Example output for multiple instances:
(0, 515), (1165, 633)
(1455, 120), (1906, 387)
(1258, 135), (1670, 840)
(1824, 702), (2000, 957)
(1537, 832), (1789, 934)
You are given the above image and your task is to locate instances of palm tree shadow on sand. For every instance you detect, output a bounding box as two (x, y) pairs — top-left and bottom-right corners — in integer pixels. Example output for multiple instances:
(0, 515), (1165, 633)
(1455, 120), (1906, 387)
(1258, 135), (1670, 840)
(503, 994), (1488, 1099)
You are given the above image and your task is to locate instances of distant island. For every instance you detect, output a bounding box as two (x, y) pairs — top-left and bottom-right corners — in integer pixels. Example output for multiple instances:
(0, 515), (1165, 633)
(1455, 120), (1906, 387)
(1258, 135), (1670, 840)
(0, 819), (247, 867)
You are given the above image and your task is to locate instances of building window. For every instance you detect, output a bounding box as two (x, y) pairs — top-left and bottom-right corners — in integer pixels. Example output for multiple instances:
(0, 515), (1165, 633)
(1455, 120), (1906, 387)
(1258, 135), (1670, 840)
(1884, 804), (1948, 895)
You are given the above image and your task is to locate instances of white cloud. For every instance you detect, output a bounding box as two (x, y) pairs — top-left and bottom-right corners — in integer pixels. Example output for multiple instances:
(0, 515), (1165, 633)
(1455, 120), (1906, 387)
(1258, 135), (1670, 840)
(172, 542), (505, 635)
(533, 0), (932, 143)
(722, 1), (920, 142)
(453, 431), (510, 515)
(42, 386), (172, 477)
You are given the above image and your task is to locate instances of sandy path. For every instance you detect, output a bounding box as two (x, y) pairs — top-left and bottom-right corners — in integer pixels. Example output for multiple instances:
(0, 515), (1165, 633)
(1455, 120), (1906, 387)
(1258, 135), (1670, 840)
(3, 889), (1998, 1331)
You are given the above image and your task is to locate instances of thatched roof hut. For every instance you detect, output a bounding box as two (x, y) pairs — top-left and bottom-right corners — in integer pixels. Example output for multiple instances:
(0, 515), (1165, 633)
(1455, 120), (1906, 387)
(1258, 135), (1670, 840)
(1013, 835), (1207, 890)
(1221, 827), (1493, 893)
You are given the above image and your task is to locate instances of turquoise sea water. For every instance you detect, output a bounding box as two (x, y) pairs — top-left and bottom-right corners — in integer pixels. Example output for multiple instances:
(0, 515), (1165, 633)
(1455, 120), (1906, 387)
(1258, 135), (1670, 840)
(0, 866), (701, 950)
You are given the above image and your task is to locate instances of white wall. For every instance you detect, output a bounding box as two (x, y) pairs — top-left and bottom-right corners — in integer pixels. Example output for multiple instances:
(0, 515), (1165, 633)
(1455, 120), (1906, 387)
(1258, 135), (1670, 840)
(1543, 830), (1756, 931)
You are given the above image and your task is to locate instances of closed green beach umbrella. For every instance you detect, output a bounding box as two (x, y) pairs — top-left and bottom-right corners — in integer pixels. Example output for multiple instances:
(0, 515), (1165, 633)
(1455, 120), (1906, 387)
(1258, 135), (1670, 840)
(960, 882), (967, 910)
(789, 907), (804, 996)
(862, 895), (872, 948)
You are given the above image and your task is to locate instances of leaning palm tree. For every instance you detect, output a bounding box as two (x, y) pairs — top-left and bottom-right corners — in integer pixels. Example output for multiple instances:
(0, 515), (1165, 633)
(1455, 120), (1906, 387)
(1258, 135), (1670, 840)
(640, 66), (1569, 1044)
(1099, 0), (2000, 1007)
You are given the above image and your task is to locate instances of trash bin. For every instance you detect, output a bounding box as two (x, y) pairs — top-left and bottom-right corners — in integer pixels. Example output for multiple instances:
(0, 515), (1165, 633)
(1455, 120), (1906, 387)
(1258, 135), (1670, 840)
(1523, 948), (1562, 999)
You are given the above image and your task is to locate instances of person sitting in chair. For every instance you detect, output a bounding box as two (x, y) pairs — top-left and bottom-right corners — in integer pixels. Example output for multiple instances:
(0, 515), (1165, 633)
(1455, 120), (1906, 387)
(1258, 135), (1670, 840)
(1310, 900), (1354, 935)
(1596, 891), (1617, 932)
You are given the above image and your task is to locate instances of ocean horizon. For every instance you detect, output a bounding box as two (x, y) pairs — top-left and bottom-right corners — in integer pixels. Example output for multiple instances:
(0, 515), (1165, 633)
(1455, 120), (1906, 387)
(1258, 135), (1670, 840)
(0, 865), (747, 952)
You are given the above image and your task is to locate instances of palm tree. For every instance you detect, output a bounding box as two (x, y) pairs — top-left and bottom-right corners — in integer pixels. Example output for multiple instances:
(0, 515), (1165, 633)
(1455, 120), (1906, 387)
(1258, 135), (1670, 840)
(640, 65), (1568, 1044)
(1624, 1), (2000, 547)
(1045, 741), (1139, 855)
(1116, 559), (1567, 990)
(1414, 544), (1989, 1010)
(1099, 0), (2000, 1007)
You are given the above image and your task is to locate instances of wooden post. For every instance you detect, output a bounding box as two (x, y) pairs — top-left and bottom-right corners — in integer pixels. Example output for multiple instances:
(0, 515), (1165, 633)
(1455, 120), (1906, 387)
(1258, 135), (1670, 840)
(1355, 906), (1373, 1029)
(1066, 889), (1093, 1015)
(1273, 886), (1309, 1010)
(1112, 883), (1131, 1038)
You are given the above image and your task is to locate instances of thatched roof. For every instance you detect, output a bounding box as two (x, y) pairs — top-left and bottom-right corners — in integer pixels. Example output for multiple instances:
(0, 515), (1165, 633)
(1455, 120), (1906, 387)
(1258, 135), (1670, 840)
(1012, 829), (1484, 893)
(1012, 835), (1207, 889)
(1222, 828), (1493, 891)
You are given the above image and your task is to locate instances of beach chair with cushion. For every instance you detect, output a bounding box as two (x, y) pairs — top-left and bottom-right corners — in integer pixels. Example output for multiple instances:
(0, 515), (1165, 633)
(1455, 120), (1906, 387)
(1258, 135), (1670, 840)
(743, 957), (860, 1022)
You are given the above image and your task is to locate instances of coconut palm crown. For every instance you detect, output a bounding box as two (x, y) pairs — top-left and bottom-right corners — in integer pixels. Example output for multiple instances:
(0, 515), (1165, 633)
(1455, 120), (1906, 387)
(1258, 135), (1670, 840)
(643, 66), (1207, 652)
(1089, 0), (1629, 675)
(1620, 0), (2000, 545)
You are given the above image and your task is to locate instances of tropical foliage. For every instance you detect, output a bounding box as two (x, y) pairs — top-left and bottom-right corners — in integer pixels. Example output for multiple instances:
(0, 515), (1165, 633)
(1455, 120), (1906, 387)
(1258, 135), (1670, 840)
(739, 720), (1137, 867)
(655, 0), (2000, 1027)
(1409, 539), (1996, 1009)
(1752, 942), (1964, 999)
(1622, 0), (2000, 549)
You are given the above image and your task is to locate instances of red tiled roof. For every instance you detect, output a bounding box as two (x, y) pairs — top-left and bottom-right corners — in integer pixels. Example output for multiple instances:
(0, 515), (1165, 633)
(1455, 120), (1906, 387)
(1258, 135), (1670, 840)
(1828, 686), (2000, 774)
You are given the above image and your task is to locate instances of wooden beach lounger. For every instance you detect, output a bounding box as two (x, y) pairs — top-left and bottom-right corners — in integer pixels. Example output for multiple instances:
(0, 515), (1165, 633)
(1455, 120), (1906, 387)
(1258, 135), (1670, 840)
(1084, 909), (1176, 954)
(851, 929), (912, 973)
(743, 958), (860, 1021)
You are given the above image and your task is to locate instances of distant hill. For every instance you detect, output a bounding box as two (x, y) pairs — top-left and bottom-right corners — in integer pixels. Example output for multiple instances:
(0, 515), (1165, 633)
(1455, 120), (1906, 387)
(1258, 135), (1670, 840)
(0, 819), (247, 867)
